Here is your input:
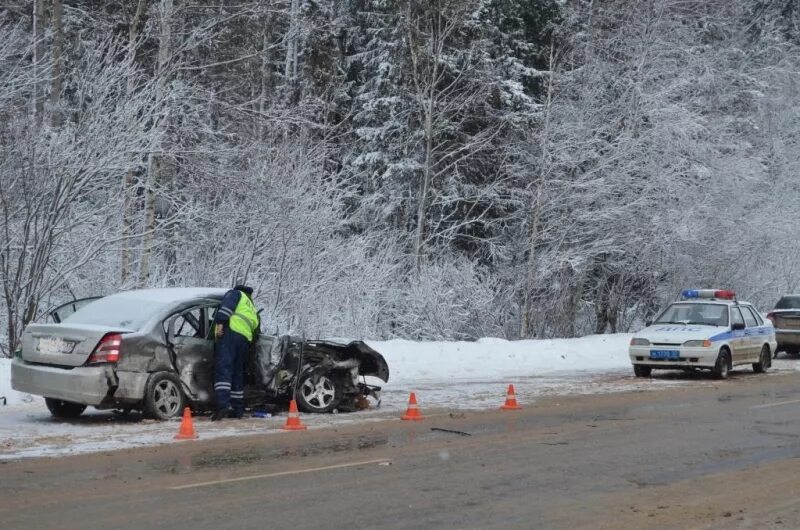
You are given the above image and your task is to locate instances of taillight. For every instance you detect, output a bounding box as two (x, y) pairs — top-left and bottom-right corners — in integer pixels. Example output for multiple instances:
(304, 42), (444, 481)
(766, 312), (775, 324)
(86, 333), (122, 364)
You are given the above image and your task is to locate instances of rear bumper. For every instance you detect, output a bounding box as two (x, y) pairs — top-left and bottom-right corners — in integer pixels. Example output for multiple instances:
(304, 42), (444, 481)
(775, 330), (800, 347)
(11, 359), (116, 406)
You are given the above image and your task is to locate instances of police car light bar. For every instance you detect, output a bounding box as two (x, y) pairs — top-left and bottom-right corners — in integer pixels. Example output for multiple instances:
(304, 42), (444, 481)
(681, 289), (736, 300)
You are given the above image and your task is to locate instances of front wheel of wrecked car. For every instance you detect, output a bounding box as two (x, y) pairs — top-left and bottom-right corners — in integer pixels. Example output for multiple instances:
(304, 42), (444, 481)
(45, 398), (87, 419)
(143, 372), (185, 420)
(296, 373), (343, 413)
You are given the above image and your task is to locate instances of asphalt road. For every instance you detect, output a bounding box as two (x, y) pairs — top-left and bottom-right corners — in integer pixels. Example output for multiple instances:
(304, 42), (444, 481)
(4, 369), (800, 529)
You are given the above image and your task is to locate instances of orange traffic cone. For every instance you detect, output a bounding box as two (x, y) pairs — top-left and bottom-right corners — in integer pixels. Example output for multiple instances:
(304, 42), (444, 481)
(500, 384), (523, 410)
(174, 407), (198, 440)
(401, 392), (425, 421)
(281, 399), (308, 431)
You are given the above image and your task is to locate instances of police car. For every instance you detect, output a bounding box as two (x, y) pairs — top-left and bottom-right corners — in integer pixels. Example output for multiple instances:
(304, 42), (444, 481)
(629, 290), (777, 379)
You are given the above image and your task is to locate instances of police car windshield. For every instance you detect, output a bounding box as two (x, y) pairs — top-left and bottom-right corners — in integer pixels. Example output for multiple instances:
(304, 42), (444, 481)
(655, 303), (729, 327)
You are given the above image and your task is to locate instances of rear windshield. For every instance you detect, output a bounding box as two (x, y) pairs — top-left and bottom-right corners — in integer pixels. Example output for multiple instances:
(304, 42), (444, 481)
(775, 296), (800, 309)
(62, 297), (168, 330)
(655, 302), (729, 327)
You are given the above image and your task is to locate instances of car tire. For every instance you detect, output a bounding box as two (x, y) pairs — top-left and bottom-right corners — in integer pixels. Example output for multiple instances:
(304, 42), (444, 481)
(143, 372), (185, 420)
(753, 344), (771, 373)
(712, 349), (731, 379)
(296, 372), (343, 413)
(633, 365), (652, 378)
(45, 398), (87, 419)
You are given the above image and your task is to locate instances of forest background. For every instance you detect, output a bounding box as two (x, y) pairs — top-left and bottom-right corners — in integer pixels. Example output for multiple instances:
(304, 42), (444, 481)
(1, 0), (799, 355)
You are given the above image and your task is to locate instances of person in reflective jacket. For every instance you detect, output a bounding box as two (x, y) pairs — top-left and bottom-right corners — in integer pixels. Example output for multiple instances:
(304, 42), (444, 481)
(211, 284), (260, 420)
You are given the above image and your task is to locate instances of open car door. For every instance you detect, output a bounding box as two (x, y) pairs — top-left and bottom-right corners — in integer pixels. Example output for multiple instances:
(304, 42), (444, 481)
(165, 304), (218, 407)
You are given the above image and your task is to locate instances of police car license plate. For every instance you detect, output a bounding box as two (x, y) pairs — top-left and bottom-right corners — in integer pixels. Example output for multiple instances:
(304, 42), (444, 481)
(649, 349), (680, 360)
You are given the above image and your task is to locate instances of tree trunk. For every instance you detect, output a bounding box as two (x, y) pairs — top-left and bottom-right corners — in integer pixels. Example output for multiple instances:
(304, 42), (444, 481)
(121, 0), (149, 285)
(138, 162), (158, 287)
(284, 0), (299, 84)
(414, 105), (434, 276)
(32, 0), (48, 120)
(139, 0), (173, 287)
(258, 27), (272, 141)
(50, 0), (63, 127)
(413, 8), (439, 276)
(520, 39), (555, 338)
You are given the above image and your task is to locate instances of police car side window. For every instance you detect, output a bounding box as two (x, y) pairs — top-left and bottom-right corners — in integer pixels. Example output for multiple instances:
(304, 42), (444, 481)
(731, 307), (745, 327)
(741, 307), (757, 328)
(744, 306), (763, 326)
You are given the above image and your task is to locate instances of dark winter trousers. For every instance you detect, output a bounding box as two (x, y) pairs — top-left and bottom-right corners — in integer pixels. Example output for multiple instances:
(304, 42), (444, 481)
(214, 329), (248, 415)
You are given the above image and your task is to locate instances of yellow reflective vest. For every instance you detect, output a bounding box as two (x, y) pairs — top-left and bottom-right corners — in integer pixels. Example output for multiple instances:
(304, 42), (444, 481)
(228, 292), (259, 342)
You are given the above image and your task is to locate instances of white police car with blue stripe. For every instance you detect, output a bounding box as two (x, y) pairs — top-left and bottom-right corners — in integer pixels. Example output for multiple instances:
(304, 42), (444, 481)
(629, 290), (777, 379)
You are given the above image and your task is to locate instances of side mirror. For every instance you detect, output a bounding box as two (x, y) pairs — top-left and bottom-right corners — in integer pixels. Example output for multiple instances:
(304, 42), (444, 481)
(731, 322), (745, 331)
(645, 320), (653, 327)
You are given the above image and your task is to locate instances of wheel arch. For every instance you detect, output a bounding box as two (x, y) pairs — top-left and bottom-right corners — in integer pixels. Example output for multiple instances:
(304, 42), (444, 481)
(718, 345), (732, 369)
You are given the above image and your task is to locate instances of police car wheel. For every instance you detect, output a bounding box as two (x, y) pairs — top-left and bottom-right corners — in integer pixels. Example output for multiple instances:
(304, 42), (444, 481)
(712, 350), (730, 379)
(753, 345), (771, 373)
(633, 365), (651, 378)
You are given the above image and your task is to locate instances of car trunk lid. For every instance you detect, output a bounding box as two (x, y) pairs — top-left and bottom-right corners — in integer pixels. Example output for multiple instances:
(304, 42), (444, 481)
(22, 323), (132, 367)
(773, 310), (800, 330)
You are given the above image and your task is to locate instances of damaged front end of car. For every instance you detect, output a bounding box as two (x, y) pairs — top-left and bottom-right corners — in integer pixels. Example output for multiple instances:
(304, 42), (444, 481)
(250, 336), (390, 414)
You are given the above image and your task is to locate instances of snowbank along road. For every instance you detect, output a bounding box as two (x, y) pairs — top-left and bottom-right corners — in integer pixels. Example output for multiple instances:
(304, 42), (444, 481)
(2, 333), (799, 460)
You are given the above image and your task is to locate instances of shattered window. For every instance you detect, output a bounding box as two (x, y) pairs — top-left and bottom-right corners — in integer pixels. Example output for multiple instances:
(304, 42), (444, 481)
(174, 308), (203, 338)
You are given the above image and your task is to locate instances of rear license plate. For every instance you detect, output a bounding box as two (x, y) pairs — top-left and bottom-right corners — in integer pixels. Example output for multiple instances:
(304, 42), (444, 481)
(37, 337), (73, 354)
(649, 349), (680, 360)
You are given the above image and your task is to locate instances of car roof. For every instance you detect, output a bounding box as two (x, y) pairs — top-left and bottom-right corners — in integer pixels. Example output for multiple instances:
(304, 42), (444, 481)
(106, 287), (228, 304)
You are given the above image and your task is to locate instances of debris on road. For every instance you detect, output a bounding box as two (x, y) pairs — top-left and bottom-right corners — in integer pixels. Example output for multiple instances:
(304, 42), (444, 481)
(431, 427), (472, 437)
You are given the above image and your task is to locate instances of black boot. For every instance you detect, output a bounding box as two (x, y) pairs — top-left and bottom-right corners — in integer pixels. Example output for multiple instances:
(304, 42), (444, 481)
(211, 407), (233, 421)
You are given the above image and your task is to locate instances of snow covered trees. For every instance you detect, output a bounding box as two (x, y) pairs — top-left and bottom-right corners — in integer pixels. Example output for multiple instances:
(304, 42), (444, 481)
(0, 20), (164, 353)
(2, 0), (800, 353)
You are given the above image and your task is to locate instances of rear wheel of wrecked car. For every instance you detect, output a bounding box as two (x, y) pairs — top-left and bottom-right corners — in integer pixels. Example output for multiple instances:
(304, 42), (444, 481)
(143, 372), (185, 420)
(633, 365), (651, 378)
(45, 398), (87, 419)
(296, 373), (343, 413)
(752, 344), (771, 373)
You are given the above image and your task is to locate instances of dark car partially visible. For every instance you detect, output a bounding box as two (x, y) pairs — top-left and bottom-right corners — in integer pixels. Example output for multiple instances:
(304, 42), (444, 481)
(768, 295), (800, 356)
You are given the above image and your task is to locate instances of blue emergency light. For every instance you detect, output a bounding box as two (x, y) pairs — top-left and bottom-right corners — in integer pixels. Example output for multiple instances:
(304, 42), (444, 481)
(681, 289), (736, 300)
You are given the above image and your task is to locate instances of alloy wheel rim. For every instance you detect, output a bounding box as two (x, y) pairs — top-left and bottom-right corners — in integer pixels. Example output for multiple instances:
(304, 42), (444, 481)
(154, 380), (181, 416)
(301, 376), (335, 409)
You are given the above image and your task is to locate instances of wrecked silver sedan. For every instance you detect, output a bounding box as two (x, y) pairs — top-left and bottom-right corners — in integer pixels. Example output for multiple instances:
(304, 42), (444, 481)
(11, 288), (389, 420)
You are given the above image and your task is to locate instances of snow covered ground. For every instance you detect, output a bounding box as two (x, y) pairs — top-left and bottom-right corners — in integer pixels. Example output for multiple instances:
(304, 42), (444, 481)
(1, 333), (784, 460)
